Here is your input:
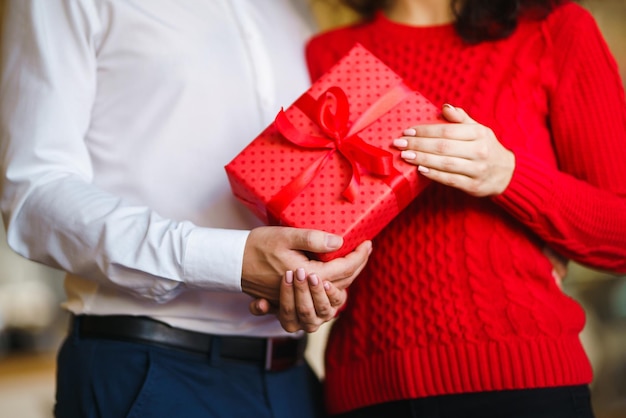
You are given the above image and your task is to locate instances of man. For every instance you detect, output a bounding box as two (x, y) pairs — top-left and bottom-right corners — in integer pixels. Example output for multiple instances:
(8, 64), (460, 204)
(0, 1), (371, 417)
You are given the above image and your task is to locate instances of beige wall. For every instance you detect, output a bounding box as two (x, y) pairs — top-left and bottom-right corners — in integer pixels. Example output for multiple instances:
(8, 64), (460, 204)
(582, 0), (626, 83)
(311, 0), (359, 30)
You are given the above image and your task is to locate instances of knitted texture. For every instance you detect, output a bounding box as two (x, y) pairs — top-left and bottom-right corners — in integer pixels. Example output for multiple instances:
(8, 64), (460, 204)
(306, 2), (626, 414)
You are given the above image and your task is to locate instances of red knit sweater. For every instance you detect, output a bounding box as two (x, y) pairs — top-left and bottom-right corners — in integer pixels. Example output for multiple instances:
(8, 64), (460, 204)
(306, 2), (626, 415)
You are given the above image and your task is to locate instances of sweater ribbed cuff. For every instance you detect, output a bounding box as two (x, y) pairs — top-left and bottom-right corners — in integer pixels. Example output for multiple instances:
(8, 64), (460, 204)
(492, 152), (558, 224)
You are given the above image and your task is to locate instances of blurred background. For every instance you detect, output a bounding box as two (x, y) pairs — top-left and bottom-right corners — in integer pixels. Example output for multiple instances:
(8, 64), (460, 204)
(1, 1), (625, 417)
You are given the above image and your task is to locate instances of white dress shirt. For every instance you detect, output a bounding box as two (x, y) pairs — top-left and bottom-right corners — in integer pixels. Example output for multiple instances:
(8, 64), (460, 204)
(0, 0), (315, 336)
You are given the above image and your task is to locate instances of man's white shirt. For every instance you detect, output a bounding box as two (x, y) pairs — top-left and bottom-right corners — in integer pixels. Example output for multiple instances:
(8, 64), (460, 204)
(0, 0), (315, 336)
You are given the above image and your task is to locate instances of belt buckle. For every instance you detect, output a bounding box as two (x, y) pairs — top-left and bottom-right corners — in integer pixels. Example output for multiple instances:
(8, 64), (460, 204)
(264, 337), (303, 372)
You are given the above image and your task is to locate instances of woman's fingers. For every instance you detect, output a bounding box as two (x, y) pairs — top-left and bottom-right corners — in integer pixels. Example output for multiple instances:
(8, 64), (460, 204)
(259, 265), (351, 334)
(292, 268), (320, 332)
(394, 104), (515, 197)
(278, 270), (300, 333)
(321, 280), (347, 310)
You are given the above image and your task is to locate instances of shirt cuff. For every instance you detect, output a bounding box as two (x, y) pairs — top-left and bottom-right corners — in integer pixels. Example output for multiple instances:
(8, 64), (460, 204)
(183, 227), (250, 292)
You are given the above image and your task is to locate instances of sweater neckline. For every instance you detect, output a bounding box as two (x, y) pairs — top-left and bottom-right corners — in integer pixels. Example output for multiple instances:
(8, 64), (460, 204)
(372, 11), (456, 39)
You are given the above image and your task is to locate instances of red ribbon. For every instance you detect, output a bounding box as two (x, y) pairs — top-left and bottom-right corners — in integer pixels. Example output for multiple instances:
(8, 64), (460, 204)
(267, 82), (414, 223)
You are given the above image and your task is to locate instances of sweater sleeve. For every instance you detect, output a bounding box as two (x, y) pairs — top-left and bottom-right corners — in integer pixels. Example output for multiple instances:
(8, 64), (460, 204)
(493, 5), (626, 273)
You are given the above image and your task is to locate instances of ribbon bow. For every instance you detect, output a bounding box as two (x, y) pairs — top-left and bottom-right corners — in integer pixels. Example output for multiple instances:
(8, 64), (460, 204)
(267, 83), (413, 223)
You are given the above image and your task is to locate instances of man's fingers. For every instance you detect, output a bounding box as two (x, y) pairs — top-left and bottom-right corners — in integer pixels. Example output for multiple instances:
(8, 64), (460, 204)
(319, 240), (372, 289)
(249, 299), (276, 316)
(289, 229), (344, 254)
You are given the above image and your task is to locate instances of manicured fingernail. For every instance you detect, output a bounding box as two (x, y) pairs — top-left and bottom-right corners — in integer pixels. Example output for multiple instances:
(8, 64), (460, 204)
(323, 281), (331, 290)
(401, 150), (417, 160)
(443, 103), (456, 111)
(285, 270), (294, 284)
(326, 234), (342, 249)
(403, 128), (417, 136)
(418, 165), (430, 173)
(308, 274), (319, 286)
(393, 138), (408, 148)
(296, 268), (306, 281)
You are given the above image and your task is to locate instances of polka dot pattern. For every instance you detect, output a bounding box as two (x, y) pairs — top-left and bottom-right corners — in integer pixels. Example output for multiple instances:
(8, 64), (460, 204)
(225, 44), (443, 260)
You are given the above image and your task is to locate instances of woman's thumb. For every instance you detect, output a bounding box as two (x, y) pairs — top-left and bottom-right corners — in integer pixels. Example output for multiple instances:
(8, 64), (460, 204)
(442, 103), (474, 124)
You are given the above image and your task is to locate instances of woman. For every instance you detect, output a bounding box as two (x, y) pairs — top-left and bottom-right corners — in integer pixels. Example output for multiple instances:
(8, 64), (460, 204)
(303, 0), (626, 417)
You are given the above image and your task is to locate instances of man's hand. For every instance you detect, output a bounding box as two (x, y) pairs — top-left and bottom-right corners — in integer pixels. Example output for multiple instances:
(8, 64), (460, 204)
(241, 226), (371, 304)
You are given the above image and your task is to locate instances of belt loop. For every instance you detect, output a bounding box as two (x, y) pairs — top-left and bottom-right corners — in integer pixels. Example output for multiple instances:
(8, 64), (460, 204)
(264, 338), (273, 371)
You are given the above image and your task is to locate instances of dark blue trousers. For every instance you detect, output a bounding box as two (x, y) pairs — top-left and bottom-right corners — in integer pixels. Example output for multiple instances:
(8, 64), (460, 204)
(54, 327), (325, 418)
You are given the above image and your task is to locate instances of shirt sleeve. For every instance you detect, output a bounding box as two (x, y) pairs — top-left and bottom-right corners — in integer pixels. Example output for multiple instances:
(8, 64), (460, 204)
(493, 6), (626, 273)
(0, 0), (247, 303)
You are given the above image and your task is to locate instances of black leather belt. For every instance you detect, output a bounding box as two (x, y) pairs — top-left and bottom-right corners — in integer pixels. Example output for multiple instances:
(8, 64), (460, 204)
(72, 315), (306, 372)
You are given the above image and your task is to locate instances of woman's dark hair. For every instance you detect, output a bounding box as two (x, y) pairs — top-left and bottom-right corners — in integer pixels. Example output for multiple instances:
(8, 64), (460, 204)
(340, 0), (572, 43)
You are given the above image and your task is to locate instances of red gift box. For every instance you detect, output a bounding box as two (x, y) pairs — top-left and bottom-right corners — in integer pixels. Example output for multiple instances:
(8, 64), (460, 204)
(225, 44), (443, 261)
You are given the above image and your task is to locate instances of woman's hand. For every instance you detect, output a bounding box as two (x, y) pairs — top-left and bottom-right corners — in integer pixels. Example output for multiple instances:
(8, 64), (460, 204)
(250, 268), (347, 333)
(393, 104), (515, 197)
